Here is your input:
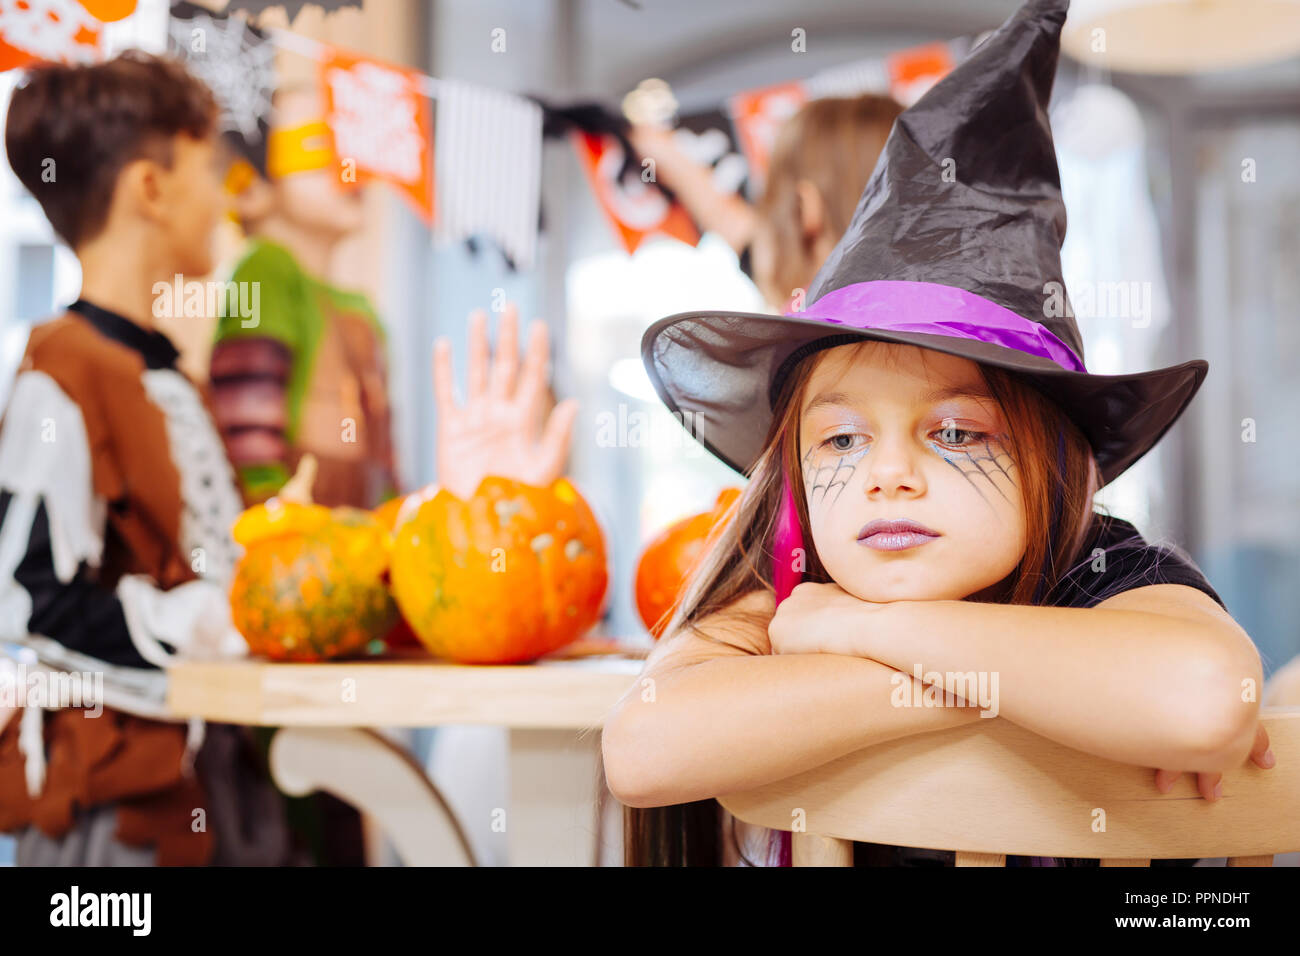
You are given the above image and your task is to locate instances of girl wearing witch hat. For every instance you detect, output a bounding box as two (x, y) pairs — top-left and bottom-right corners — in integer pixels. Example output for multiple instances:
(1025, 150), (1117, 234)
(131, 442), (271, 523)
(606, 0), (1273, 867)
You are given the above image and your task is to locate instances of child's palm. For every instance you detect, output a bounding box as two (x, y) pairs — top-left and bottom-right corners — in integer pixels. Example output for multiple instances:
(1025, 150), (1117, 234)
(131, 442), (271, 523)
(433, 303), (579, 501)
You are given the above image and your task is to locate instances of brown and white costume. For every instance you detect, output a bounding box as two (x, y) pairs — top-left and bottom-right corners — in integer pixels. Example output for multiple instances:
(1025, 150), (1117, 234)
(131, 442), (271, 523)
(0, 300), (286, 865)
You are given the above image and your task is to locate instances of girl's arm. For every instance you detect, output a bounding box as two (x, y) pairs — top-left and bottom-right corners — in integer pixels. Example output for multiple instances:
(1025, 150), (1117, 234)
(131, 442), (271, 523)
(771, 582), (1262, 774)
(602, 588), (985, 809)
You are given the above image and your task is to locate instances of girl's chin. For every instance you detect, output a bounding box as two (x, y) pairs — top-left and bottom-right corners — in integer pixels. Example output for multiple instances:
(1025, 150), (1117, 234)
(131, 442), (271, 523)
(838, 580), (950, 604)
(835, 568), (996, 604)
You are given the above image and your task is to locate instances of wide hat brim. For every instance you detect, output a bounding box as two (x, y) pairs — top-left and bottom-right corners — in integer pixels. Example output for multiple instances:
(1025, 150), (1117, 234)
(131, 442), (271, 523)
(641, 307), (1206, 489)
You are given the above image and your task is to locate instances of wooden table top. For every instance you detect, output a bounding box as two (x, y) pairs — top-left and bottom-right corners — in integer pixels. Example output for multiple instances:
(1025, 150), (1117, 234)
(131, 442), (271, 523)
(165, 639), (649, 728)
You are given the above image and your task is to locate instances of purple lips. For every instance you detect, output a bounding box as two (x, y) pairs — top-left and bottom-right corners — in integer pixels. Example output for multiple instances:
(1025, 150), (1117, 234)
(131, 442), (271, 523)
(858, 518), (940, 552)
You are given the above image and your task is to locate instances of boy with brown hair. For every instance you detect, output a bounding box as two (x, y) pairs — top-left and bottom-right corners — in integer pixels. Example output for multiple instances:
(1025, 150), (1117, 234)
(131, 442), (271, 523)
(0, 51), (290, 865)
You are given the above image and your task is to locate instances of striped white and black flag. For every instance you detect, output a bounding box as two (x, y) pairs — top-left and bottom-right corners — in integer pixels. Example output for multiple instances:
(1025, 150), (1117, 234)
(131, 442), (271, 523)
(434, 78), (543, 271)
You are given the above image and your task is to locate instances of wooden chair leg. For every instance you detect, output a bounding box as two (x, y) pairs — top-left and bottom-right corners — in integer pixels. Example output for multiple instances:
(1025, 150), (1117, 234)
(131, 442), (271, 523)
(269, 726), (477, 866)
(1101, 858), (1151, 866)
(792, 833), (853, 866)
(955, 852), (1006, 866)
(1227, 855), (1274, 866)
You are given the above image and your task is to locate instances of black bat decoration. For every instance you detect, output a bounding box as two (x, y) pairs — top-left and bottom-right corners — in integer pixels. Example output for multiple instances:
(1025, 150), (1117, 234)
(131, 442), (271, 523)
(529, 96), (681, 205)
(221, 0), (362, 18)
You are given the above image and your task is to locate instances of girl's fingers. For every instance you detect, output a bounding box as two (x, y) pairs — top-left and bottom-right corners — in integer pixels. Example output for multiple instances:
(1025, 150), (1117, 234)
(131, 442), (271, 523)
(489, 303), (520, 399)
(1249, 722), (1275, 769)
(467, 309), (489, 400)
(1156, 769), (1230, 801)
(1154, 768), (1181, 793)
(431, 337), (457, 412)
(1155, 723), (1274, 804)
(1197, 771), (1223, 802)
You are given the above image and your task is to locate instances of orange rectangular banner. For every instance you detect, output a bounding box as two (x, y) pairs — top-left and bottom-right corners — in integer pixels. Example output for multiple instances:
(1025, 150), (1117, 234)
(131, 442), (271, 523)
(320, 46), (435, 225)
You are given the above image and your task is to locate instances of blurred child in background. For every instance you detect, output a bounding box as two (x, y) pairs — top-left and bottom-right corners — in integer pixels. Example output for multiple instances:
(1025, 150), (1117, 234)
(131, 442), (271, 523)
(630, 93), (903, 312)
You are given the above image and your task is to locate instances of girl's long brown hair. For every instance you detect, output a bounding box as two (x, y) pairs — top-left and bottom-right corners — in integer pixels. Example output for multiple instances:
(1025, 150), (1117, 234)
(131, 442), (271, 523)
(624, 340), (1102, 866)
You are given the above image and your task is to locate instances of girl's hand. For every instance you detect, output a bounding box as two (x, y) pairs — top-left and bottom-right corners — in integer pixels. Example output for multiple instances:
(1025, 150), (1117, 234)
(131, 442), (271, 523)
(1153, 722), (1275, 801)
(768, 581), (891, 658)
(432, 303), (580, 500)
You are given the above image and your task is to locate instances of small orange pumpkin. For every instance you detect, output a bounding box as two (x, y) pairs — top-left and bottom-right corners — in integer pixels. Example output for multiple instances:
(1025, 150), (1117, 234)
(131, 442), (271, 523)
(634, 487), (742, 638)
(230, 455), (398, 662)
(389, 476), (607, 664)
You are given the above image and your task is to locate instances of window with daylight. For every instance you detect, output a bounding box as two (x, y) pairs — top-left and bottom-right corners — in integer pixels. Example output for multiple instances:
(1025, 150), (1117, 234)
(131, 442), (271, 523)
(565, 233), (763, 641)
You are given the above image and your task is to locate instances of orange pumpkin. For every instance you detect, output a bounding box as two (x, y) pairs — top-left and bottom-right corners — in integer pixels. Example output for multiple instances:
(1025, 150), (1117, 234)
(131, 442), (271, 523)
(389, 476), (607, 664)
(635, 487), (742, 638)
(229, 456), (398, 662)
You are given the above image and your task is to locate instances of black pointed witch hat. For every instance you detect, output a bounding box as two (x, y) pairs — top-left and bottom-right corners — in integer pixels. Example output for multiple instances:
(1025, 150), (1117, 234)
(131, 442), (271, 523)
(640, 0), (1206, 491)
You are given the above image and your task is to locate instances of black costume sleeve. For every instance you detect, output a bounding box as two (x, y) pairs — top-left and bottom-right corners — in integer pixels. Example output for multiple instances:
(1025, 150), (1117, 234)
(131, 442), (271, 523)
(1097, 544), (1227, 610)
(1048, 516), (1227, 611)
(737, 242), (755, 281)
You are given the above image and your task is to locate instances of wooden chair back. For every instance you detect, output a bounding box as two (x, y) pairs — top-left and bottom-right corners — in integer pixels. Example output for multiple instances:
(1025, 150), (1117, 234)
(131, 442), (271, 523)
(718, 707), (1300, 866)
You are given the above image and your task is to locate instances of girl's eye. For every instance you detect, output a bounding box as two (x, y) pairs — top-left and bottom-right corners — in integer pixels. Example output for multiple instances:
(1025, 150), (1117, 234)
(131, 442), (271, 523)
(819, 433), (865, 453)
(816, 428), (994, 454)
(933, 426), (989, 447)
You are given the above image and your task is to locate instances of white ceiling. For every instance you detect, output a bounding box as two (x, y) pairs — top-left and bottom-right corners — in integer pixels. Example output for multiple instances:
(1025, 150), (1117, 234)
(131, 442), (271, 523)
(575, 0), (1023, 102)
(433, 0), (1300, 104)
(434, 0), (1025, 102)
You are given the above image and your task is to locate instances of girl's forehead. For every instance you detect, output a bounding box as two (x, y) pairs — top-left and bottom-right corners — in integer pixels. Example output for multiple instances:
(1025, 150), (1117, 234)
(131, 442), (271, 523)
(802, 342), (989, 410)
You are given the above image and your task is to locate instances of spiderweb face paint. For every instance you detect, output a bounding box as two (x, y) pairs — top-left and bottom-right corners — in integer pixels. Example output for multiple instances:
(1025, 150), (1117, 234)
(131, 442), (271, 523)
(925, 426), (1019, 510)
(801, 440), (870, 510)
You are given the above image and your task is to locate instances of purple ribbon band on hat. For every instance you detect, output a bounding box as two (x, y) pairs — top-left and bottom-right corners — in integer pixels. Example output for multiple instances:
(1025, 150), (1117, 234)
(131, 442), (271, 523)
(785, 280), (1086, 374)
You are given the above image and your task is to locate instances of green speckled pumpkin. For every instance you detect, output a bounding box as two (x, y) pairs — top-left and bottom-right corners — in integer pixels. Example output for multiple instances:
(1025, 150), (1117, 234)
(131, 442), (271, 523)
(228, 456), (398, 662)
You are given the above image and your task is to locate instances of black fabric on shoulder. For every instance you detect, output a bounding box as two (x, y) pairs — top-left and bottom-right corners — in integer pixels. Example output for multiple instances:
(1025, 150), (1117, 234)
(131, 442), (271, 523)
(4, 491), (158, 670)
(737, 242), (754, 281)
(67, 298), (180, 371)
(1044, 513), (1226, 611)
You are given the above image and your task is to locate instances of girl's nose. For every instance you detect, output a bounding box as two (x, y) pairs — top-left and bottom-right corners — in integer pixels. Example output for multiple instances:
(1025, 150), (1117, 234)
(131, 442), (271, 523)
(863, 432), (925, 497)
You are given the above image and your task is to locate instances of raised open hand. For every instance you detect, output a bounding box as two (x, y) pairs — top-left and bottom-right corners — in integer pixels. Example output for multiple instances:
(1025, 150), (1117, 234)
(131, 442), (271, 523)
(432, 302), (580, 500)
